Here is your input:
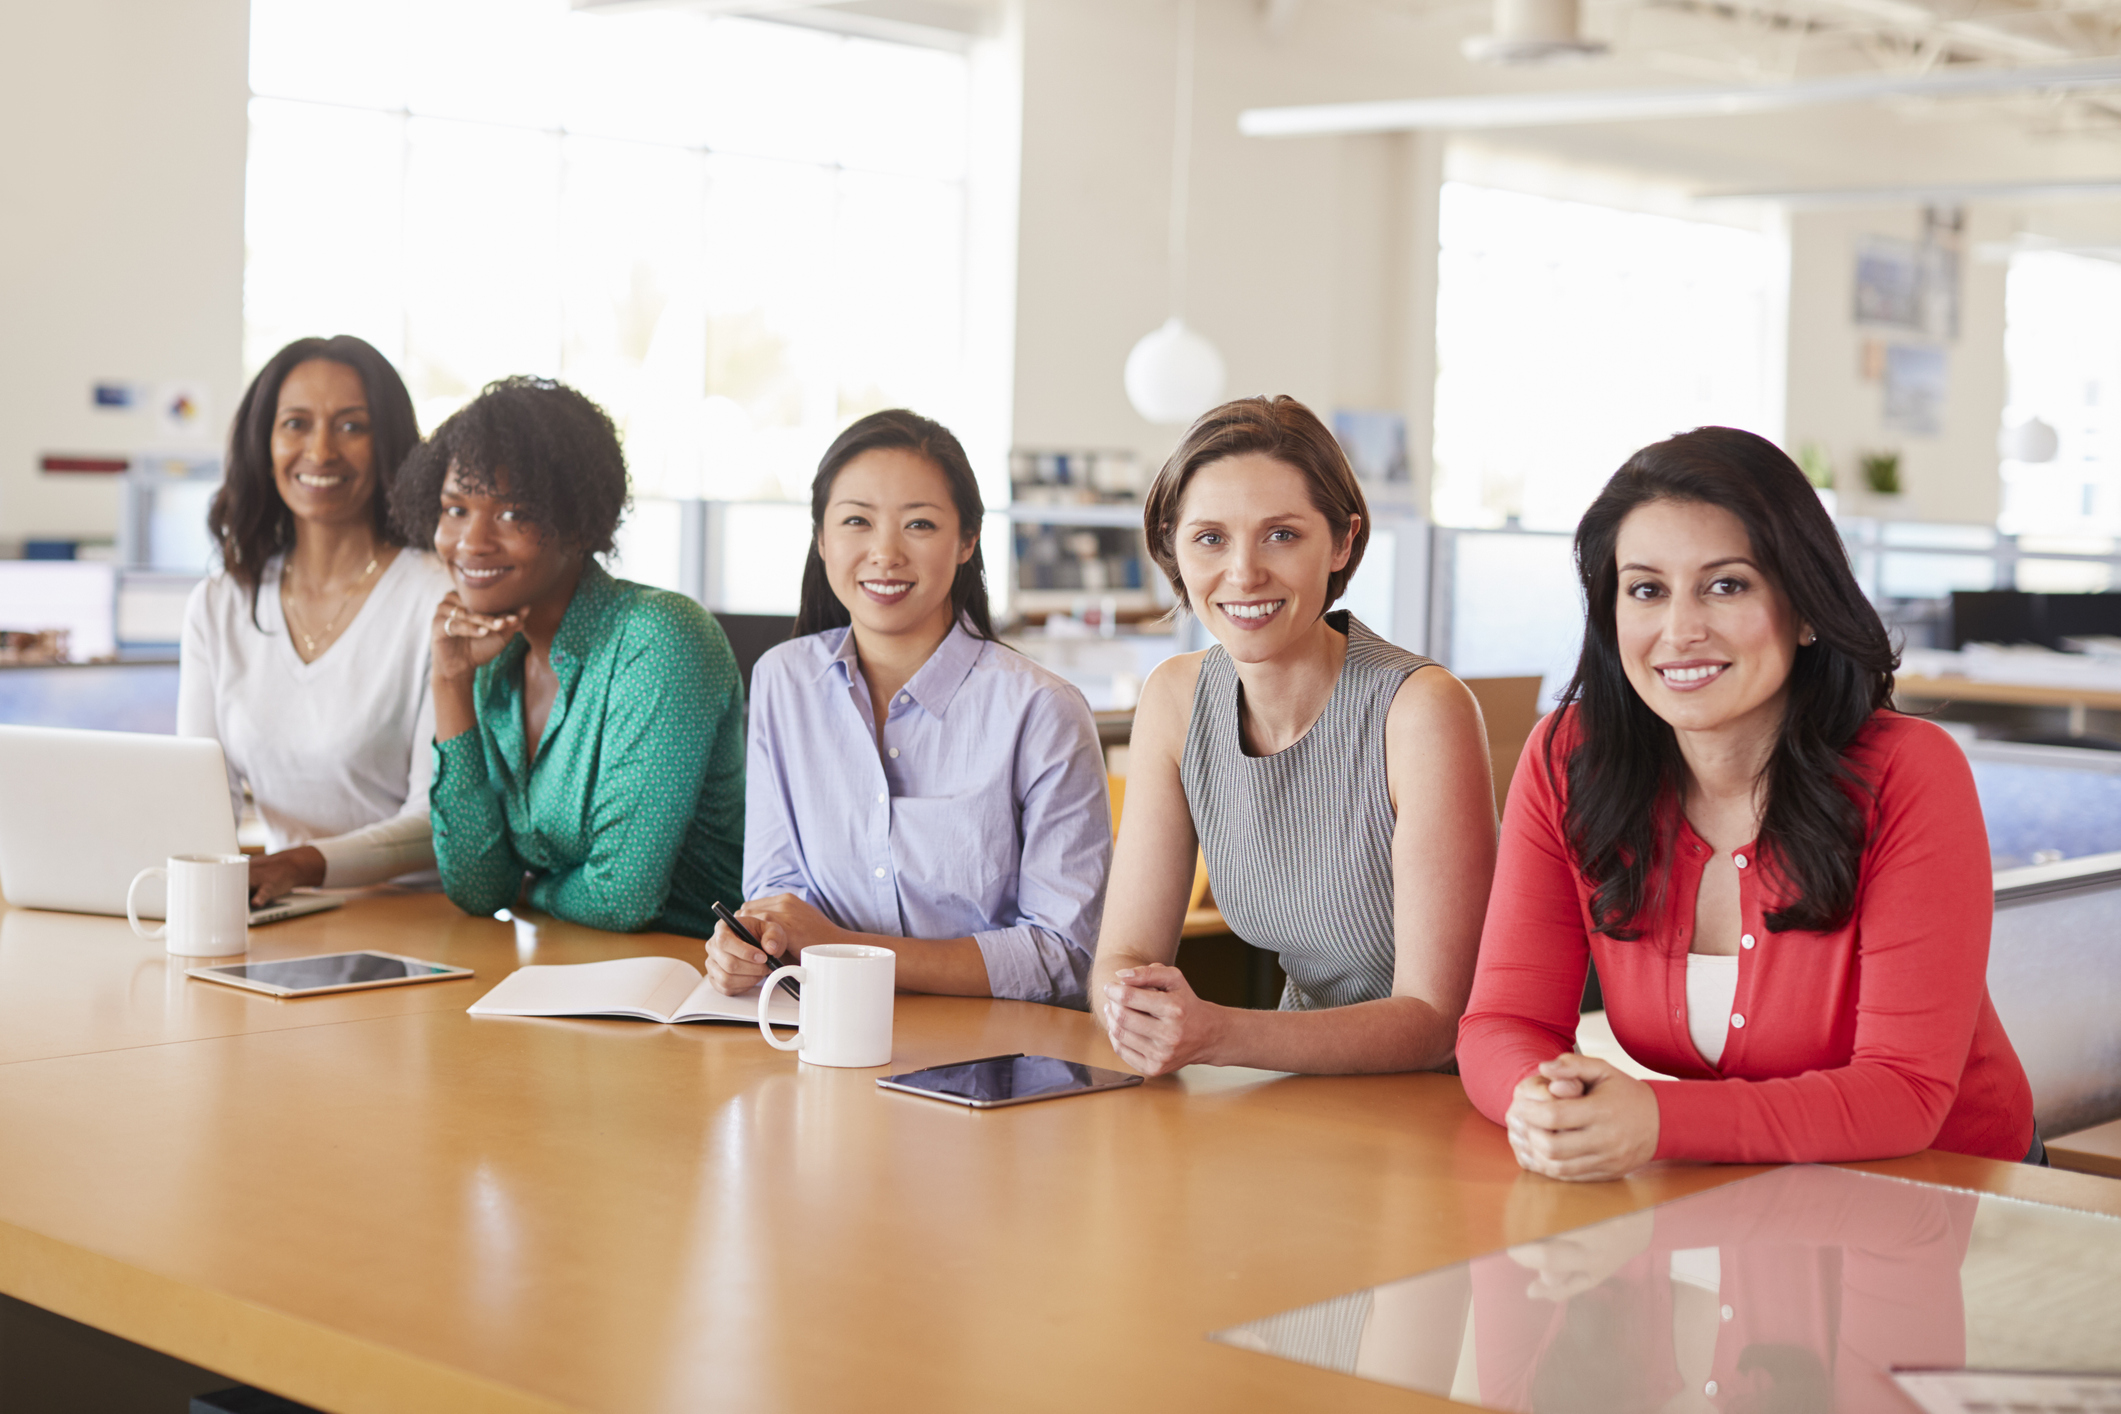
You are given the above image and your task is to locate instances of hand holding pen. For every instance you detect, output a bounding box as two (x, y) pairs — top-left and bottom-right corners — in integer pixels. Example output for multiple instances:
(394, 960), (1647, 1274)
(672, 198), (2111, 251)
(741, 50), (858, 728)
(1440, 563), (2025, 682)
(705, 899), (800, 998)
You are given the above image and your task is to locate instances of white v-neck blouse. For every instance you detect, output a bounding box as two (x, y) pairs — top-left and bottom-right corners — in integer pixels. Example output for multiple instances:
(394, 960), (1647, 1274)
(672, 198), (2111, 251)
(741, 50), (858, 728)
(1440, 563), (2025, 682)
(178, 550), (454, 886)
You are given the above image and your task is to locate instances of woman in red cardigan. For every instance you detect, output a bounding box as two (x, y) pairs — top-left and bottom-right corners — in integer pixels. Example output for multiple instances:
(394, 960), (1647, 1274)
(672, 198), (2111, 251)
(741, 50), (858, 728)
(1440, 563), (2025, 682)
(1457, 427), (2036, 1178)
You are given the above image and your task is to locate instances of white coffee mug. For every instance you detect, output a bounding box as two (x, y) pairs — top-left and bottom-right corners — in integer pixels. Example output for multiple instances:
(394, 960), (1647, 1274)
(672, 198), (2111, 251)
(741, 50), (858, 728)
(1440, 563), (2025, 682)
(757, 943), (895, 1067)
(128, 854), (250, 957)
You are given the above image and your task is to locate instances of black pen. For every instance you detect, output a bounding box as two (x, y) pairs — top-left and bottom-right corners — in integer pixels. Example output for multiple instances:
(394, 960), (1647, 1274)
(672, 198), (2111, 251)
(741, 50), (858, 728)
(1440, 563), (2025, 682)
(712, 900), (798, 998)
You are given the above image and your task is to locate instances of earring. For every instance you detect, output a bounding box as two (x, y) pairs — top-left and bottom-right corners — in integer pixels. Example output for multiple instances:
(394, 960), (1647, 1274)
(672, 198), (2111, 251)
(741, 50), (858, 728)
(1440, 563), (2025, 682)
(1801, 630), (1817, 646)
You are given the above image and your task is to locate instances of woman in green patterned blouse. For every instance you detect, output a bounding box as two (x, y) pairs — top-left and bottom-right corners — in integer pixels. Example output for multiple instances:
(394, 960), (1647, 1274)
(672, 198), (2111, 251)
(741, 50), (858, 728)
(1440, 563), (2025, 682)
(390, 376), (744, 936)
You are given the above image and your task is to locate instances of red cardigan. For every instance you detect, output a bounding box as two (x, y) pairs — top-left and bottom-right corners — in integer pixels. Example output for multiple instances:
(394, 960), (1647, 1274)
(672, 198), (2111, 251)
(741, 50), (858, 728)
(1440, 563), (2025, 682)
(1458, 708), (2035, 1163)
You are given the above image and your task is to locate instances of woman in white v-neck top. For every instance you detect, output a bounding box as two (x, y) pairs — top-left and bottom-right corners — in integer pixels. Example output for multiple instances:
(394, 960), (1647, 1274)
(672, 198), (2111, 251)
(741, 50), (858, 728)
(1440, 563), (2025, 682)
(178, 337), (453, 902)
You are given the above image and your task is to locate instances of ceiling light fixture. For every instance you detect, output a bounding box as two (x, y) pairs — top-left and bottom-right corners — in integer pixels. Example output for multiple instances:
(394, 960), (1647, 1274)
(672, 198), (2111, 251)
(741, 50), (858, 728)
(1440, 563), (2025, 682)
(2000, 417), (2061, 464)
(1125, 0), (1227, 426)
(1702, 176), (2121, 207)
(1238, 54), (2121, 137)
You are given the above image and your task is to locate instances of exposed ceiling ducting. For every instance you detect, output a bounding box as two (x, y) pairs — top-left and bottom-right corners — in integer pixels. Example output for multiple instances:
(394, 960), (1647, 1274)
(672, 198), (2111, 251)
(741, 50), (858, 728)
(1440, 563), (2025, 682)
(1463, 0), (1610, 64)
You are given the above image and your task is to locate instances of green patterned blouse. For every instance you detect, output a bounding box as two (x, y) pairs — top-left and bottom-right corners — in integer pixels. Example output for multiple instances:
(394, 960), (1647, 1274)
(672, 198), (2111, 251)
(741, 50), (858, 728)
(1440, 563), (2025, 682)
(430, 561), (744, 936)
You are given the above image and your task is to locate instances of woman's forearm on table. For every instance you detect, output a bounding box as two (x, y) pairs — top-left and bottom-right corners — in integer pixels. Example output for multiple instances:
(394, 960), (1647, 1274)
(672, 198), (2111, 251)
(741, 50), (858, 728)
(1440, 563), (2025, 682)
(847, 931), (992, 997)
(1206, 994), (1460, 1075)
(1089, 945), (1169, 1006)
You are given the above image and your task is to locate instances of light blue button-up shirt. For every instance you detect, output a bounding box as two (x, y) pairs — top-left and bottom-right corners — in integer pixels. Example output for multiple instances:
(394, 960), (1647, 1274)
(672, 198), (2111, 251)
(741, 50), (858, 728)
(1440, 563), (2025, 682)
(742, 620), (1111, 1008)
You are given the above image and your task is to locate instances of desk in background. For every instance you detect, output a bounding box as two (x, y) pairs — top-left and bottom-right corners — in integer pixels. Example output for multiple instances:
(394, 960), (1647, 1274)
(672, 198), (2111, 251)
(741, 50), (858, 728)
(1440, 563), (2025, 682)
(1895, 671), (2121, 740)
(0, 659), (181, 734)
(1, 890), (2117, 1413)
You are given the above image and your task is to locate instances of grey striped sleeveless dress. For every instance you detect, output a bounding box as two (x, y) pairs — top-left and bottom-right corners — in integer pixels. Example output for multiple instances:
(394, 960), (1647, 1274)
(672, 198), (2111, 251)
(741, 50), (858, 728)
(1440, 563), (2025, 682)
(1180, 611), (1435, 1011)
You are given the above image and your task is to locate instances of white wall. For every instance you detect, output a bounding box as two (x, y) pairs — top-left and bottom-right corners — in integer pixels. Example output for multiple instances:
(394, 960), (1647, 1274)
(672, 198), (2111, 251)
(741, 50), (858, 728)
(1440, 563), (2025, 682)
(5, 0), (2097, 549)
(0, 0), (249, 543)
(1010, 0), (1451, 496)
(1010, 0), (2121, 535)
(1783, 205), (2009, 526)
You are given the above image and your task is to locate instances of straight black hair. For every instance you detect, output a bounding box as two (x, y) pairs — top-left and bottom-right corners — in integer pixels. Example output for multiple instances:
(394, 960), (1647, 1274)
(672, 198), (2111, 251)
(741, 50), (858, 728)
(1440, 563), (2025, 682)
(1547, 426), (1898, 938)
(210, 335), (420, 613)
(794, 410), (996, 641)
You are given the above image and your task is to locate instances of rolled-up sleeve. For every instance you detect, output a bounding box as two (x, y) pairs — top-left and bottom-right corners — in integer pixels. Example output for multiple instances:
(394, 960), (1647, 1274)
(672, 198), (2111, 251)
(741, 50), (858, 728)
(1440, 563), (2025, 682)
(973, 690), (1111, 1008)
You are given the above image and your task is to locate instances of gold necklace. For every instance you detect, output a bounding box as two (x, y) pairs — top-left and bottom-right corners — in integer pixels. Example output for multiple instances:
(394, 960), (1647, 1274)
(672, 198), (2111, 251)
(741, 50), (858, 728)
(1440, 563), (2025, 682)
(286, 554), (380, 659)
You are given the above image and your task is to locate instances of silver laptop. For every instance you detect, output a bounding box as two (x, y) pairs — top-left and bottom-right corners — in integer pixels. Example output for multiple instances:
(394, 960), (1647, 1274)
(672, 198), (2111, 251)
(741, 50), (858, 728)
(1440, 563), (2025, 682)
(0, 725), (341, 924)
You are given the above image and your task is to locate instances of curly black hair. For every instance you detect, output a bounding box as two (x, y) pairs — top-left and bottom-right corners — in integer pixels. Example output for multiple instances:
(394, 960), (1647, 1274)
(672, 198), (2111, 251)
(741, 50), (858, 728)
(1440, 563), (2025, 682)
(212, 335), (421, 609)
(390, 376), (630, 556)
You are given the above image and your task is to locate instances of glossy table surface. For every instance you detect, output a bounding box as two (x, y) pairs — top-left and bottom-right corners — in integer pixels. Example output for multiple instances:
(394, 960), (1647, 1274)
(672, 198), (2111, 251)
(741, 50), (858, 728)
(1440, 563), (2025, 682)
(1, 891), (2116, 1414)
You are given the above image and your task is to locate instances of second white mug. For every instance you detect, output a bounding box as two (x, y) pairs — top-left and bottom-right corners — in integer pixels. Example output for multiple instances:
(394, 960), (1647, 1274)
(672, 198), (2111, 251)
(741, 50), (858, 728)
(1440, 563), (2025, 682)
(128, 854), (250, 957)
(756, 943), (895, 1067)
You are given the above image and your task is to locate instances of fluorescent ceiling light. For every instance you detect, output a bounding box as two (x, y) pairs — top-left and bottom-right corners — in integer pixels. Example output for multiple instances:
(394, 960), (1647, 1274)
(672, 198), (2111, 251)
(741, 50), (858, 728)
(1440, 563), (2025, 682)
(1703, 177), (2121, 207)
(1238, 55), (2121, 136)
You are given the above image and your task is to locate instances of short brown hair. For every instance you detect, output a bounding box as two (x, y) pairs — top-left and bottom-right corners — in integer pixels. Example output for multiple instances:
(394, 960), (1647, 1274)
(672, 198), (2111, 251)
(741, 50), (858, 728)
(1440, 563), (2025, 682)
(1142, 395), (1370, 612)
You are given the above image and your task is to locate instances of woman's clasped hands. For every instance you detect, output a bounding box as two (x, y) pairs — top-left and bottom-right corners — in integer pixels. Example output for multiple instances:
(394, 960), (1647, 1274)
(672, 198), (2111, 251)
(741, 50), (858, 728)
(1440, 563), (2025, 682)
(1505, 1053), (1661, 1181)
(1100, 963), (1229, 1077)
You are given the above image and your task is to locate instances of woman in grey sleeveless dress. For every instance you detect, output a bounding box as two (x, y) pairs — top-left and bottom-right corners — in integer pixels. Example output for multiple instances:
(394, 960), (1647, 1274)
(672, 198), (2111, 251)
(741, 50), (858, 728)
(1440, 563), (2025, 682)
(1091, 396), (1497, 1076)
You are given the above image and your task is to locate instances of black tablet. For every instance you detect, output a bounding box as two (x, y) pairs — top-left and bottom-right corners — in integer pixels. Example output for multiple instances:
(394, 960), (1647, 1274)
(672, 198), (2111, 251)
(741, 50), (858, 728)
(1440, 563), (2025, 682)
(188, 950), (473, 998)
(876, 1053), (1143, 1109)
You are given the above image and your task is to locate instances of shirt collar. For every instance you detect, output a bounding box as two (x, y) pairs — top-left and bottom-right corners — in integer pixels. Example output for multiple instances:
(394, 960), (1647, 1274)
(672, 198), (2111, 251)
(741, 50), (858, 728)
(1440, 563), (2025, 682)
(822, 624), (861, 683)
(816, 618), (986, 719)
(904, 619), (984, 718)
(550, 560), (621, 674)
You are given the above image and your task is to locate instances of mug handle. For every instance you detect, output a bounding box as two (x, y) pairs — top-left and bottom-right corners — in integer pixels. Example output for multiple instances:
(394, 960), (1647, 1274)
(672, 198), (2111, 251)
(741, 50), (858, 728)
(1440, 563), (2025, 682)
(126, 868), (169, 940)
(757, 965), (806, 1051)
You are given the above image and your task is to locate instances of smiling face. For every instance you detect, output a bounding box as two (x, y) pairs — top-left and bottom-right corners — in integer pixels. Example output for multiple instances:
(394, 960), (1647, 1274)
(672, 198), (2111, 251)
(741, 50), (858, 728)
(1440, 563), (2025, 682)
(433, 466), (580, 616)
(1172, 452), (1356, 663)
(269, 359), (378, 528)
(818, 447), (975, 644)
(1613, 497), (1806, 742)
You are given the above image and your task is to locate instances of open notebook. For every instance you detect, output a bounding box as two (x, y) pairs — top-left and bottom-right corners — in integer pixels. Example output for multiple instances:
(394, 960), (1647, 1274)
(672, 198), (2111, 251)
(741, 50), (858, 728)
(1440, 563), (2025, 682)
(468, 956), (799, 1026)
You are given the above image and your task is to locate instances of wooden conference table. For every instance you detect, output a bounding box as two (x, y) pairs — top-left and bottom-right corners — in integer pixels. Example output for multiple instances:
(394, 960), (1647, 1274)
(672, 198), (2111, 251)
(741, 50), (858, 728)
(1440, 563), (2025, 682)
(0, 891), (2116, 1414)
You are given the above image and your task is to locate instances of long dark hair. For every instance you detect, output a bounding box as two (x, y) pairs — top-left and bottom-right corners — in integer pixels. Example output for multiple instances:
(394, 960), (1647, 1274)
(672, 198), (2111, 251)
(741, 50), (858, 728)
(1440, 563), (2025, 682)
(793, 410), (996, 640)
(210, 336), (420, 607)
(1547, 427), (1897, 938)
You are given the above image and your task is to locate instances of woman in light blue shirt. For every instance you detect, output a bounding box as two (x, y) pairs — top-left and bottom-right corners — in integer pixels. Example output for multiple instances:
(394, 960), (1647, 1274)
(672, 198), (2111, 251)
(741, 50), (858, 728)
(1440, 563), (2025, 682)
(704, 410), (1112, 1008)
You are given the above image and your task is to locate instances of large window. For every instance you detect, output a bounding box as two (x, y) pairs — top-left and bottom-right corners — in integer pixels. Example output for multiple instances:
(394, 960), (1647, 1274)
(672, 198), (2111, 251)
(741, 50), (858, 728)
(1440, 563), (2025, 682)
(244, 0), (975, 507)
(2000, 250), (2121, 551)
(1430, 183), (1779, 531)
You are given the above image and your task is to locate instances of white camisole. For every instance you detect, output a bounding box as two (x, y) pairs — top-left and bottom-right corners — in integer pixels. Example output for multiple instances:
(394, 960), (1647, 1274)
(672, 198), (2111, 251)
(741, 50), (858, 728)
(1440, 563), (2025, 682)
(1685, 952), (1739, 1066)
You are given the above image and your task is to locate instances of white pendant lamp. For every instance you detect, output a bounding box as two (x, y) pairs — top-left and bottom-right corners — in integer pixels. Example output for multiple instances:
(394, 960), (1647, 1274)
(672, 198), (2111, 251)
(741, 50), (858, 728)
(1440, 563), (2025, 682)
(1125, 317), (1226, 426)
(1999, 416), (2060, 464)
(1125, 0), (1226, 426)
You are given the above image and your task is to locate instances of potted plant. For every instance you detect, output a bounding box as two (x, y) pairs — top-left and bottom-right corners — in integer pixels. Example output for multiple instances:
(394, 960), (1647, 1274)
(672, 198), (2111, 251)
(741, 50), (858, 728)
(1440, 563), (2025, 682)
(1859, 449), (1903, 501)
(1796, 442), (1837, 516)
